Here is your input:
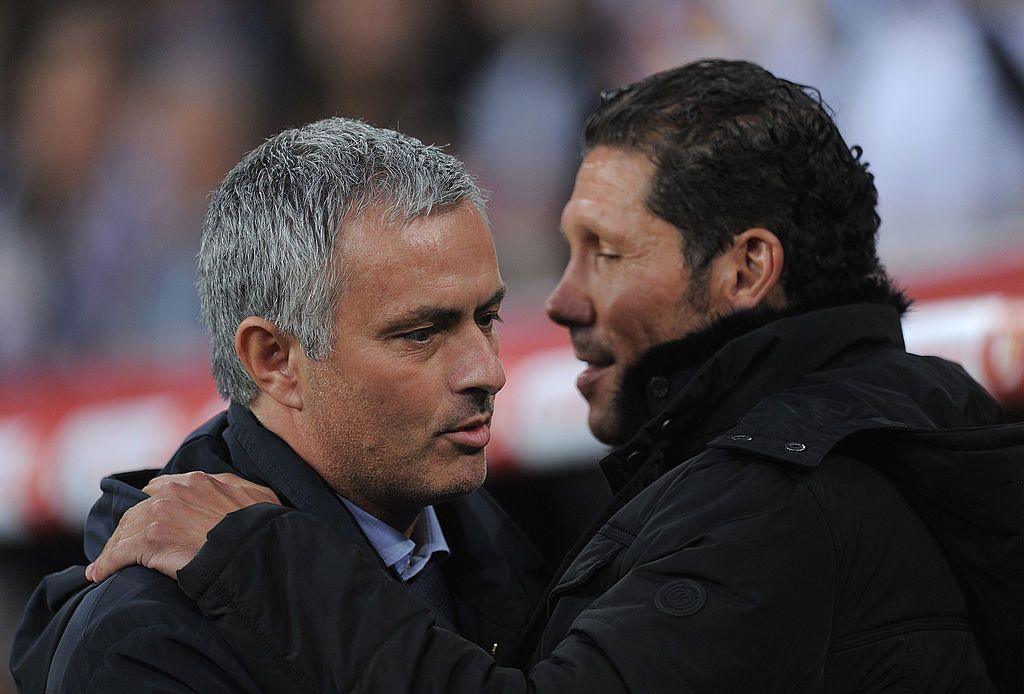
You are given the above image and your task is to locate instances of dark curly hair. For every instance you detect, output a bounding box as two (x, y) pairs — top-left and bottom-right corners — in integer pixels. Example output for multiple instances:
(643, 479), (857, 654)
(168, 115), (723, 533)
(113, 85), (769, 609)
(584, 59), (907, 311)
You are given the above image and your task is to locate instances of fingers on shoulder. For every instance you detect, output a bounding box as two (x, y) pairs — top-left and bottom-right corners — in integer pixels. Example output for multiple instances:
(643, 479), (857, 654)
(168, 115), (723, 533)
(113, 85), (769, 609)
(141, 470), (281, 513)
(143, 470), (217, 497)
(209, 472), (281, 505)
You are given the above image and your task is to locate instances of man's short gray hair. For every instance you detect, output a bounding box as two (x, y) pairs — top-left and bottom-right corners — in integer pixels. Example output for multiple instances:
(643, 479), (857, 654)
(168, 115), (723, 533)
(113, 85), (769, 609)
(198, 117), (486, 405)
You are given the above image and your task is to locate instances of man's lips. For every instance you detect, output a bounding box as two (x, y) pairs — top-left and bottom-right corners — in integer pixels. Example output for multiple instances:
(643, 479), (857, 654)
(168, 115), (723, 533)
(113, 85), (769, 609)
(441, 418), (491, 450)
(573, 345), (615, 400)
(576, 362), (612, 399)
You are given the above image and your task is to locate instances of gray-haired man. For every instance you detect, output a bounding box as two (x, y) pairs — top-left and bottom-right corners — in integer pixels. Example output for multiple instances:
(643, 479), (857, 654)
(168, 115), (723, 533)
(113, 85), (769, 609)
(10, 118), (548, 692)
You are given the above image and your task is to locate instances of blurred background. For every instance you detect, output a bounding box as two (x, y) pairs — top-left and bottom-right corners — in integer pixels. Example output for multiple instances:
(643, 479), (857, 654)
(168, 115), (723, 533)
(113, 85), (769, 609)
(1, 1), (1022, 690)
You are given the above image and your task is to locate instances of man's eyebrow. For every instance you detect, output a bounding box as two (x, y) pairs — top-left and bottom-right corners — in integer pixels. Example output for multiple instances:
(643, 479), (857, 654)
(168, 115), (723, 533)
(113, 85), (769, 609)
(380, 285), (507, 334)
(560, 220), (614, 240)
(479, 285), (507, 310)
(382, 306), (461, 333)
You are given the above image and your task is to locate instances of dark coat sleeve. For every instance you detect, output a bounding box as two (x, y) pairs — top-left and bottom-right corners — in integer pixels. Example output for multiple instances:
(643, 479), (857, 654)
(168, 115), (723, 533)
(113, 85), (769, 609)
(178, 462), (837, 694)
(45, 566), (264, 693)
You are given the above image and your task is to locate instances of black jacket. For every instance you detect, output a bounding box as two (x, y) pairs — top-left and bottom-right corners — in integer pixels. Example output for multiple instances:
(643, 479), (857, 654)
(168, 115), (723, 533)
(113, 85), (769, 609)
(10, 404), (549, 692)
(114, 303), (1022, 693)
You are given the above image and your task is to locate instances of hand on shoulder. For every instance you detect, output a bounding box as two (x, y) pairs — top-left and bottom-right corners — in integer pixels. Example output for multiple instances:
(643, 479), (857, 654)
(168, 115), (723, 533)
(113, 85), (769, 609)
(86, 472), (280, 583)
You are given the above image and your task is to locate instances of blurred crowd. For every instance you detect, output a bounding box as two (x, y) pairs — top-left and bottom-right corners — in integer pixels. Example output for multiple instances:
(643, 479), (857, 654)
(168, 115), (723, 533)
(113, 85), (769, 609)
(0, 0), (1021, 371)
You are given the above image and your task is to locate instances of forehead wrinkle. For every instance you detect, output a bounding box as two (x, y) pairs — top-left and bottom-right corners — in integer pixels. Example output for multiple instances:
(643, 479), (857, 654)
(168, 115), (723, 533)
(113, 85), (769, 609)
(577, 147), (657, 211)
(396, 199), (483, 244)
(336, 198), (499, 315)
(564, 197), (633, 242)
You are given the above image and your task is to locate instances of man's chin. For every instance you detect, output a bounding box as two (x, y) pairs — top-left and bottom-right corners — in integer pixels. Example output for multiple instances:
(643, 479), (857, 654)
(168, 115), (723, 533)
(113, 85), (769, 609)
(431, 451), (488, 501)
(587, 407), (630, 446)
(588, 376), (658, 446)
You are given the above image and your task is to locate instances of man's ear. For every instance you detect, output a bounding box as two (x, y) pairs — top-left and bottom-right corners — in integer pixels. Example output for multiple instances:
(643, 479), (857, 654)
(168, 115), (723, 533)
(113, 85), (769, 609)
(711, 227), (785, 312)
(235, 318), (306, 410)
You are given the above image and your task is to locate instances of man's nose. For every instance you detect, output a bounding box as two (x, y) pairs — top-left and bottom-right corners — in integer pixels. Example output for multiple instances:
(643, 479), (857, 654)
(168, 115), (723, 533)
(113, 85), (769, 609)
(452, 328), (506, 396)
(546, 263), (594, 328)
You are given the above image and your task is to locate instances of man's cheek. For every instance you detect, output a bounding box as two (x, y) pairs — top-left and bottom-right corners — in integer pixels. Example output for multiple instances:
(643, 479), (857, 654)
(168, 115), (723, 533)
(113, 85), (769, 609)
(365, 384), (432, 434)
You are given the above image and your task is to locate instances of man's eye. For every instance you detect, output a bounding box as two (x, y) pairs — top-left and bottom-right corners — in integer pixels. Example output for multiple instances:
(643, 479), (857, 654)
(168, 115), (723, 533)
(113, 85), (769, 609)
(477, 311), (503, 331)
(402, 327), (436, 344)
(596, 250), (620, 261)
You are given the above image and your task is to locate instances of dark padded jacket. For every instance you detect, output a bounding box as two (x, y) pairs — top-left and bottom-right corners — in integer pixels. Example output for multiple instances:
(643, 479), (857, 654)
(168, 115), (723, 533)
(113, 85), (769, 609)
(116, 303), (1021, 693)
(10, 404), (550, 692)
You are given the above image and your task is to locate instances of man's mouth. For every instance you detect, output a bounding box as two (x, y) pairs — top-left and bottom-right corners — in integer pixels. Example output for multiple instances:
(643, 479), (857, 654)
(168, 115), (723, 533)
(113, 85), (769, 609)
(441, 417), (491, 451)
(574, 352), (615, 399)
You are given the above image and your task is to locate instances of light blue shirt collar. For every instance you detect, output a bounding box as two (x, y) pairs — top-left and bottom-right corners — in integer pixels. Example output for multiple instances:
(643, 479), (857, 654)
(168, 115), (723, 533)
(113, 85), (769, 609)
(339, 497), (450, 582)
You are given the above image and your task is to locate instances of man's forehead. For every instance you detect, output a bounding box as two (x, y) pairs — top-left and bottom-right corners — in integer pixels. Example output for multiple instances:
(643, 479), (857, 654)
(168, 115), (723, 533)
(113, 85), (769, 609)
(575, 147), (654, 197)
(340, 201), (490, 257)
(333, 201), (501, 316)
(563, 149), (657, 233)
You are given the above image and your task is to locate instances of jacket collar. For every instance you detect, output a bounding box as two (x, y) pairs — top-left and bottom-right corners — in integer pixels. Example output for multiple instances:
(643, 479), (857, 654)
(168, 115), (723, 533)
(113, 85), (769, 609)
(223, 402), (547, 654)
(618, 283), (910, 426)
(602, 299), (909, 491)
(222, 402), (362, 531)
(84, 405), (369, 562)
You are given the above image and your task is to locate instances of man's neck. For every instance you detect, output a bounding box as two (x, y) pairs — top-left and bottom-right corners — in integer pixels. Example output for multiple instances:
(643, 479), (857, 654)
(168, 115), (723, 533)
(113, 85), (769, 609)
(248, 399), (421, 536)
(340, 493), (421, 537)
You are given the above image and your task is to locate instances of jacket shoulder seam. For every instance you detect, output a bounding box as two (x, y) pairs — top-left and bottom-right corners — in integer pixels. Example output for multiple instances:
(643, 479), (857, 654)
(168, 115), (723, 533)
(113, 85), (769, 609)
(597, 523), (635, 546)
(793, 471), (839, 643)
(651, 454), (825, 538)
(76, 575), (118, 635)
